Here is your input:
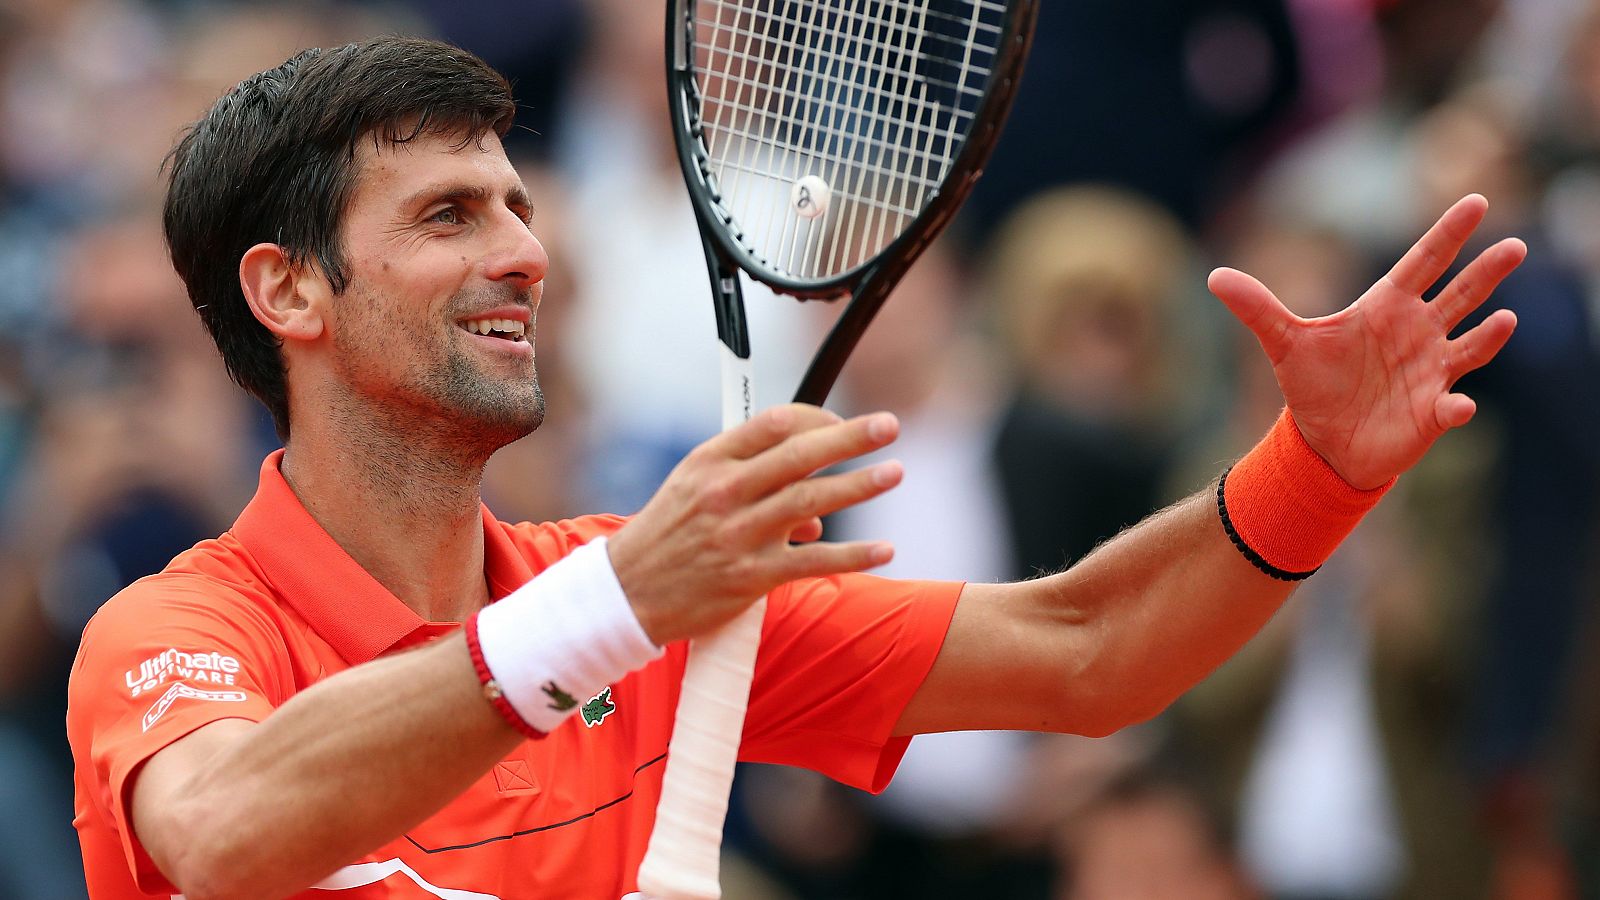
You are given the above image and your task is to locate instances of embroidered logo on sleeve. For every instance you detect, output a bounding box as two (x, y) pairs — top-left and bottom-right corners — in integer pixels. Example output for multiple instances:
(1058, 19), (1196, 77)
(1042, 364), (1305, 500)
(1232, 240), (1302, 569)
(142, 683), (247, 732)
(581, 687), (616, 728)
(124, 648), (242, 699)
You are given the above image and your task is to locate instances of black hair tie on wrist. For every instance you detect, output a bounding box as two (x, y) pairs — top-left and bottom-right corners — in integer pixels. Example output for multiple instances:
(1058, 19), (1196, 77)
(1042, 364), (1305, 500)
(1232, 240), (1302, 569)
(1216, 466), (1319, 582)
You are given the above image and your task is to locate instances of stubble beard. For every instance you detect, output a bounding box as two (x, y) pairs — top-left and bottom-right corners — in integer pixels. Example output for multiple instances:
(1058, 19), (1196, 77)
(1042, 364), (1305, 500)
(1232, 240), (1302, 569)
(333, 284), (546, 463)
(428, 325), (545, 448)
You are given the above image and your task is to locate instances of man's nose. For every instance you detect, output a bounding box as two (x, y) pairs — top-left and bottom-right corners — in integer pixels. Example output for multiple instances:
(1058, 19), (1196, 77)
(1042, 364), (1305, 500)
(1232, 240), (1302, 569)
(486, 212), (550, 287)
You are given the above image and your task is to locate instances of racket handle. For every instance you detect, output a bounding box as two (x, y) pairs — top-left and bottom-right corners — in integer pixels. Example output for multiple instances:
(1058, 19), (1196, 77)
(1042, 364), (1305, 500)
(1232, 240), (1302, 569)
(636, 599), (766, 900)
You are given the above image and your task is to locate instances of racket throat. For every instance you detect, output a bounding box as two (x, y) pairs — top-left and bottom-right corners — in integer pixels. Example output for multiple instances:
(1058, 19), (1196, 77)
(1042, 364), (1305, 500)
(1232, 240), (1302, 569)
(704, 245), (750, 360)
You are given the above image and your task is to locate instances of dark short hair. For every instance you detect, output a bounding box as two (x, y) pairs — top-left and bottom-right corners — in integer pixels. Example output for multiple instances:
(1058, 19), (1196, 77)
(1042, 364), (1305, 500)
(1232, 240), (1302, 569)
(163, 36), (517, 440)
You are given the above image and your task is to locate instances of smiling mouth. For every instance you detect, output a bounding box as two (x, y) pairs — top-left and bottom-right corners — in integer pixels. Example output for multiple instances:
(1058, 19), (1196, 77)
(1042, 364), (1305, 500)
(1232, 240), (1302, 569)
(459, 318), (528, 342)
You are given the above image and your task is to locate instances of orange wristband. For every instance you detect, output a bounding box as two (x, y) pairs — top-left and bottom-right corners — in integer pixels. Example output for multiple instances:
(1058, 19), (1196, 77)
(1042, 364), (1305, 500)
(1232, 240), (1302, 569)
(1217, 409), (1393, 580)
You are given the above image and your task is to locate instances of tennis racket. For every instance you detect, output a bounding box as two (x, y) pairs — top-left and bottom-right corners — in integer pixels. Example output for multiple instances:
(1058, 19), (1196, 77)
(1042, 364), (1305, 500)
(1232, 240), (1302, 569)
(638, 1), (1037, 897)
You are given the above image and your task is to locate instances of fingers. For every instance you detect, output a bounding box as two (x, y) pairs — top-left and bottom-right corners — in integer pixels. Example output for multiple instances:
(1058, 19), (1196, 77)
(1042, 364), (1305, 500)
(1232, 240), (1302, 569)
(1384, 194), (1489, 296)
(773, 539), (895, 583)
(788, 517), (824, 544)
(1446, 308), (1518, 382)
(1208, 267), (1298, 361)
(616, 405), (903, 644)
(736, 411), (899, 500)
(1435, 392), (1478, 430)
(1435, 303), (1515, 431)
(743, 460), (903, 538)
(710, 403), (844, 459)
(1431, 238), (1527, 332)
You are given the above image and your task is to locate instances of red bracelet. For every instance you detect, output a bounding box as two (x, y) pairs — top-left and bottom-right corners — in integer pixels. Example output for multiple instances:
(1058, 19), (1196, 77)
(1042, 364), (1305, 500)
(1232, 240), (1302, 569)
(464, 611), (546, 740)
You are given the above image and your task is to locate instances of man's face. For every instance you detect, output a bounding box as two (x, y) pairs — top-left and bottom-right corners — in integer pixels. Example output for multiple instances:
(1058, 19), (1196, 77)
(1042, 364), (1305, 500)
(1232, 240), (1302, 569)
(328, 129), (549, 448)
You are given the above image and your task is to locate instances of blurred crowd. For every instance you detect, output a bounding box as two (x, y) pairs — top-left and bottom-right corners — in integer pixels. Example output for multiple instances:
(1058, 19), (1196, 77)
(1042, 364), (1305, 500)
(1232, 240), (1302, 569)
(0, 0), (1597, 897)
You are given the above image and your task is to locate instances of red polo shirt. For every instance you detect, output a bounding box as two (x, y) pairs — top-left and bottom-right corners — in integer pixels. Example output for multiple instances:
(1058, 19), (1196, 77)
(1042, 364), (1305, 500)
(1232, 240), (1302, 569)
(68, 451), (961, 899)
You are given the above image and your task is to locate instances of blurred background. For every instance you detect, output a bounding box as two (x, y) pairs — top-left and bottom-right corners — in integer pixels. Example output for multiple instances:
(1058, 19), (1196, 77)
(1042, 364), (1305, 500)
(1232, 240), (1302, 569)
(0, 0), (1597, 897)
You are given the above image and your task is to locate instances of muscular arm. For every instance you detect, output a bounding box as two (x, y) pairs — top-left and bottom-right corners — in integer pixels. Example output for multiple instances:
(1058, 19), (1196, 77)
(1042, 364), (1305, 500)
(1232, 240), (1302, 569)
(900, 194), (1527, 741)
(896, 487), (1284, 737)
(133, 634), (513, 900)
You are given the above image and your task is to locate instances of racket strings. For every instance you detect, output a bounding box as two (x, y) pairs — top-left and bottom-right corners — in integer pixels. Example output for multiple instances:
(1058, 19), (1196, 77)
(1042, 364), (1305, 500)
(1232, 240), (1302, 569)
(702, 0), (960, 264)
(695, 10), (996, 86)
(691, 0), (1004, 281)
(691, 44), (986, 123)
(693, 76), (963, 186)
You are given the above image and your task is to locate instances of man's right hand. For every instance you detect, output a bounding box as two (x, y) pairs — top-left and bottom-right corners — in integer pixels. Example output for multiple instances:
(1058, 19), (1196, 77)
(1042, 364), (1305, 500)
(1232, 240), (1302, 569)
(607, 403), (902, 645)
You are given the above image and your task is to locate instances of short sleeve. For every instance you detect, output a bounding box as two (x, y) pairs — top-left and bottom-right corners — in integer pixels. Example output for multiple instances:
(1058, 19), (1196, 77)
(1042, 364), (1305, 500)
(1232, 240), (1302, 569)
(741, 573), (961, 792)
(68, 575), (290, 893)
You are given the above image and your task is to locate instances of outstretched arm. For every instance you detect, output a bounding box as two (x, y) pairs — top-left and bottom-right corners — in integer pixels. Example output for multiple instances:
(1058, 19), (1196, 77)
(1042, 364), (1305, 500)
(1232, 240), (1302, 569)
(895, 194), (1526, 738)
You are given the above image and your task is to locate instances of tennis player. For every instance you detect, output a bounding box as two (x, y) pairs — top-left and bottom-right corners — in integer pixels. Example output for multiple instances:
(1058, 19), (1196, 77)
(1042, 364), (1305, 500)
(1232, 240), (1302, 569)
(67, 37), (1524, 900)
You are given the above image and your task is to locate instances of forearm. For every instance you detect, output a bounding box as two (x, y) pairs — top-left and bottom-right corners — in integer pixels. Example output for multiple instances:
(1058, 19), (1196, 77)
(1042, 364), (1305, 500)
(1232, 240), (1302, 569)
(902, 413), (1388, 738)
(142, 633), (519, 899)
(1024, 487), (1296, 734)
(1020, 409), (1391, 733)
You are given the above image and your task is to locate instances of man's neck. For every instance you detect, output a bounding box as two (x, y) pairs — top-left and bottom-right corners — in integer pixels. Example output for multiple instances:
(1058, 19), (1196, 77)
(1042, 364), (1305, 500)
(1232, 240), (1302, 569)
(278, 417), (495, 624)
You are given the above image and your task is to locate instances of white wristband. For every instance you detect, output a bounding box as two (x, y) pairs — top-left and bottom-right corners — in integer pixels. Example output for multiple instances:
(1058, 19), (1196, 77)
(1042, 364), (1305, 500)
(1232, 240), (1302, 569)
(474, 537), (662, 734)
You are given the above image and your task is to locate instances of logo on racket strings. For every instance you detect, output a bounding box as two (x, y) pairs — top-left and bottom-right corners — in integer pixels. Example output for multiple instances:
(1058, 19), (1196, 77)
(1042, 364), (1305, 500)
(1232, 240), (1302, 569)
(791, 175), (831, 219)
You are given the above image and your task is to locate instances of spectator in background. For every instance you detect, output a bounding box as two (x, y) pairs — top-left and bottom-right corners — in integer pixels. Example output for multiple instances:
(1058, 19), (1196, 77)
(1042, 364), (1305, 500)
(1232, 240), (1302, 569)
(966, 0), (1301, 232)
(984, 185), (1205, 576)
(1255, 0), (1503, 257)
(1532, 9), (1600, 894)
(1057, 768), (1259, 900)
(1417, 81), (1600, 900)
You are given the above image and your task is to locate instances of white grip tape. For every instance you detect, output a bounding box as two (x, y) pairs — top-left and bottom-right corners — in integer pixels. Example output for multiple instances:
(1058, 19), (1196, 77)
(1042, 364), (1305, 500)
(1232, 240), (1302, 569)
(637, 342), (764, 899)
(475, 537), (662, 734)
(636, 598), (765, 900)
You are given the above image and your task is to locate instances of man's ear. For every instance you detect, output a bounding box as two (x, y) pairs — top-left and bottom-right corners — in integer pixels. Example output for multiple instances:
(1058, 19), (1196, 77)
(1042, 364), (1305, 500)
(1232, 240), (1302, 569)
(239, 243), (328, 343)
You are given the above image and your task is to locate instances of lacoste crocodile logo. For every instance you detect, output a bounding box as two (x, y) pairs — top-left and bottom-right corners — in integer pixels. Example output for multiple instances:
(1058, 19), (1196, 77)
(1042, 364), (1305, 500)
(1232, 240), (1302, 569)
(543, 681), (577, 712)
(582, 687), (616, 728)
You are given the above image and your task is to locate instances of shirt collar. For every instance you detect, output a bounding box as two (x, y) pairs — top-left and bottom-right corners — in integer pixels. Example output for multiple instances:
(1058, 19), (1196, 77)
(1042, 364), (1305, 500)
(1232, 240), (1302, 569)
(231, 449), (530, 664)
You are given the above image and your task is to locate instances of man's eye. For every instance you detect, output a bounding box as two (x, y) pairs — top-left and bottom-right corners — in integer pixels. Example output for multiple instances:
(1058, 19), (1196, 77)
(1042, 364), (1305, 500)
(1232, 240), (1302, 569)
(432, 207), (462, 226)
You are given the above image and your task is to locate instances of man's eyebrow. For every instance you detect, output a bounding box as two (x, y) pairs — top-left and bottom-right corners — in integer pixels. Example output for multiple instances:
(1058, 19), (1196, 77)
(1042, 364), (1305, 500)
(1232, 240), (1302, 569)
(401, 183), (532, 214)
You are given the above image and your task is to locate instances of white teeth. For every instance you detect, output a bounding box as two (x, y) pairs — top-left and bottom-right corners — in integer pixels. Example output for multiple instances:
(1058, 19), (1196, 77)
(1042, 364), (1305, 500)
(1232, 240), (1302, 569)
(462, 318), (526, 338)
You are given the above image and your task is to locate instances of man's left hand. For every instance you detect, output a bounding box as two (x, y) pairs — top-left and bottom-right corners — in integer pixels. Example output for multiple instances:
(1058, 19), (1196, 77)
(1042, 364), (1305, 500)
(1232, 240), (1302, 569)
(1208, 193), (1525, 490)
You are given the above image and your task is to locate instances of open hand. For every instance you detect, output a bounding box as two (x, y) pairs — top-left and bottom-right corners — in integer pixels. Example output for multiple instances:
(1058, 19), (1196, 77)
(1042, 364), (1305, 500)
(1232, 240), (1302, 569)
(1209, 194), (1525, 490)
(607, 404), (901, 645)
